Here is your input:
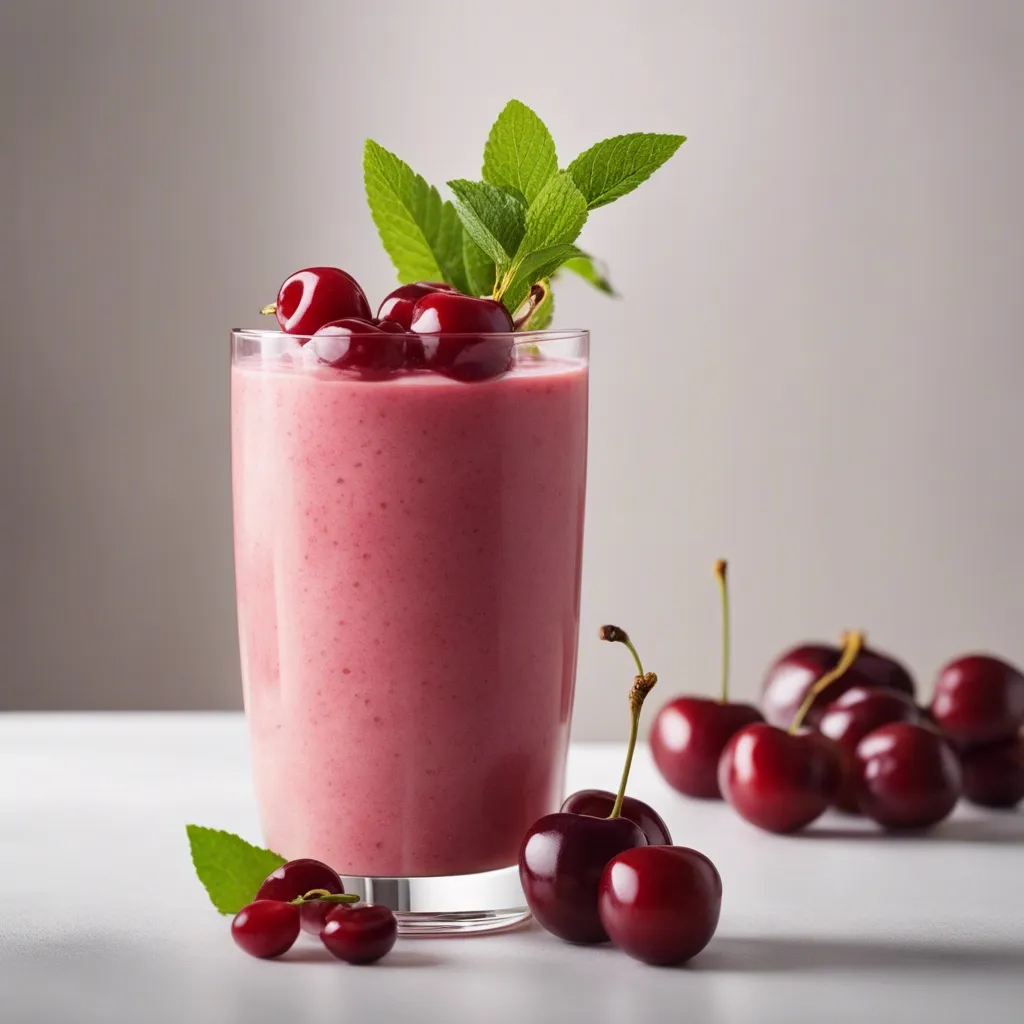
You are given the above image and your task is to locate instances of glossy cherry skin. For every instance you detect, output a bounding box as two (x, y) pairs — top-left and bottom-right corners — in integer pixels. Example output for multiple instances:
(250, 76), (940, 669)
(320, 905), (398, 965)
(311, 318), (407, 375)
(519, 812), (648, 944)
(376, 281), (454, 330)
(761, 643), (915, 729)
(274, 267), (372, 336)
(256, 857), (346, 936)
(598, 846), (722, 966)
(718, 723), (842, 833)
(410, 292), (515, 382)
(231, 900), (301, 959)
(560, 789), (672, 845)
(650, 697), (764, 799)
(960, 736), (1024, 809)
(930, 654), (1024, 747)
(818, 686), (922, 812)
(855, 722), (962, 829)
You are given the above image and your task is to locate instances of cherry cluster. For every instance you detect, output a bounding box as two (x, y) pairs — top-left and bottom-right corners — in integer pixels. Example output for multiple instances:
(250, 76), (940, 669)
(231, 858), (397, 965)
(260, 266), (519, 381)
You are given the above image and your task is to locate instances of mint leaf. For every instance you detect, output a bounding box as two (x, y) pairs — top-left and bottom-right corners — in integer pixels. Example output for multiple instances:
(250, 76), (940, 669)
(523, 280), (554, 330)
(567, 133), (686, 210)
(482, 100), (558, 204)
(517, 171), (588, 253)
(501, 243), (583, 315)
(447, 180), (526, 267)
(364, 139), (465, 287)
(463, 235), (495, 297)
(561, 254), (616, 295)
(186, 825), (286, 915)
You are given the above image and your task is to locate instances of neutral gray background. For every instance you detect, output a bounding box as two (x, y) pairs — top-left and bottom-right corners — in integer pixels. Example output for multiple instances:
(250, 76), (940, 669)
(3, 0), (1023, 738)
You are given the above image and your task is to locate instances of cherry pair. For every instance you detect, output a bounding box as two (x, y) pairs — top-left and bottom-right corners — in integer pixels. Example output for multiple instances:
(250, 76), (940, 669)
(231, 857), (397, 964)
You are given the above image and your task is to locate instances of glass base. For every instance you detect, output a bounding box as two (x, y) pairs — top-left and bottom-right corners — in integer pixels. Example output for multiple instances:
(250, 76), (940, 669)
(340, 863), (530, 936)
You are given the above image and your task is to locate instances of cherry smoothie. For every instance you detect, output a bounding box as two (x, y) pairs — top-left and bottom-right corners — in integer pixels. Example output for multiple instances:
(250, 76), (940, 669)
(231, 338), (588, 878)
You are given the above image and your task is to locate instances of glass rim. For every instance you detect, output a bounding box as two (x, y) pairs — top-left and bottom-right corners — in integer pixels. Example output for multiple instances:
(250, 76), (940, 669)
(231, 327), (589, 346)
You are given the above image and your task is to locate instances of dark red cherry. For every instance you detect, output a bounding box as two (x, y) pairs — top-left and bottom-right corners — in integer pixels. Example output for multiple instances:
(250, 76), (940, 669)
(598, 845), (722, 966)
(410, 292), (515, 382)
(231, 900), (300, 959)
(519, 812), (647, 944)
(931, 654), (1024, 746)
(256, 857), (346, 935)
(960, 736), (1024, 809)
(320, 905), (398, 965)
(818, 686), (922, 812)
(855, 722), (962, 829)
(311, 318), (407, 376)
(377, 281), (455, 330)
(274, 267), (371, 336)
(560, 789), (672, 846)
(651, 697), (764, 799)
(761, 643), (915, 729)
(718, 723), (843, 834)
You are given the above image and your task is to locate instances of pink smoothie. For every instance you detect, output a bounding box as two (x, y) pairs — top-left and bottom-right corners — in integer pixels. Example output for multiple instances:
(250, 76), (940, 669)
(231, 353), (588, 877)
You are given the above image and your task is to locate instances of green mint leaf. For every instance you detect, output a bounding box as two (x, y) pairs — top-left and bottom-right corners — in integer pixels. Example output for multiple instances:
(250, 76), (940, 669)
(517, 171), (588, 254)
(463, 235), (495, 297)
(561, 254), (616, 295)
(447, 179), (526, 267)
(501, 243), (583, 315)
(186, 825), (286, 915)
(364, 139), (465, 287)
(482, 100), (558, 204)
(567, 133), (686, 210)
(523, 279), (554, 330)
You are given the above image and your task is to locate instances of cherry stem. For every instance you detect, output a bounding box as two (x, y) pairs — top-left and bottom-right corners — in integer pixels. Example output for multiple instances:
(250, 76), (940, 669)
(715, 559), (730, 704)
(288, 889), (360, 906)
(259, 303), (277, 316)
(599, 624), (644, 677)
(512, 282), (548, 330)
(609, 671), (658, 819)
(788, 630), (865, 734)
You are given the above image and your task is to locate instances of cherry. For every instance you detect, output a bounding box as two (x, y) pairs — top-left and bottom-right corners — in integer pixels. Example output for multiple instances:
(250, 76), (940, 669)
(930, 654), (1024, 746)
(959, 736), (1024, 809)
(719, 632), (864, 833)
(321, 905), (398, 965)
(231, 900), (300, 959)
(818, 686), (922, 812)
(519, 625), (658, 944)
(410, 292), (515, 382)
(598, 846), (722, 966)
(311, 318), (407, 376)
(263, 267), (372, 337)
(377, 281), (455, 330)
(560, 790), (672, 846)
(855, 722), (962, 829)
(256, 857), (346, 936)
(650, 560), (763, 799)
(761, 640), (914, 730)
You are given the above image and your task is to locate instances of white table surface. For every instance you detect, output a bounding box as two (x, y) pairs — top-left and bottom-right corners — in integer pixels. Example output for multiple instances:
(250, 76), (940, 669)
(1, 713), (1022, 1024)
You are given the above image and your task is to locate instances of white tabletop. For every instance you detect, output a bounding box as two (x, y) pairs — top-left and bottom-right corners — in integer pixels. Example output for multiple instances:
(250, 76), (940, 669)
(0, 713), (1021, 1024)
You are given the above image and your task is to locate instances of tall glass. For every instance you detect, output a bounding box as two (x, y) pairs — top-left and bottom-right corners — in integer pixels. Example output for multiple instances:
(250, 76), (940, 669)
(230, 328), (589, 934)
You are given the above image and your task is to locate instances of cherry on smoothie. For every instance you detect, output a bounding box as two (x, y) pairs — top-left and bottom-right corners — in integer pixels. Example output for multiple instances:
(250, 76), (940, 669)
(321, 904), (398, 965)
(598, 845), (722, 966)
(960, 736), (1024, 809)
(377, 281), (455, 330)
(256, 858), (347, 935)
(519, 625), (658, 944)
(650, 560), (763, 799)
(930, 654), (1024, 747)
(719, 632), (864, 833)
(311, 318), (407, 375)
(410, 292), (515, 382)
(262, 267), (372, 337)
(231, 900), (301, 959)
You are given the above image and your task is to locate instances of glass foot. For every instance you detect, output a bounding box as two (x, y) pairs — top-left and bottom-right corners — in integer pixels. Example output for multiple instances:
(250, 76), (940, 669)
(340, 863), (530, 936)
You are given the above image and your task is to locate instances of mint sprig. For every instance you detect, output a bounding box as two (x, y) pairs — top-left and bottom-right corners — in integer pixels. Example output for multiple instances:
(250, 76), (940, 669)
(482, 99), (558, 204)
(567, 133), (686, 210)
(559, 254), (616, 296)
(186, 825), (286, 915)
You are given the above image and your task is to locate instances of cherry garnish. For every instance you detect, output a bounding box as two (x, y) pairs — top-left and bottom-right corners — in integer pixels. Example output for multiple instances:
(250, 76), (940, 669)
(377, 281), (455, 330)
(818, 686), (921, 812)
(410, 292), (515, 382)
(311, 318), (408, 376)
(320, 905), (398, 965)
(650, 561), (763, 799)
(231, 900), (301, 959)
(719, 632), (863, 833)
(560, 790), (672, 846)
(519, 625), (658, 944)
(598, 846), (722, 966)
(264, 267), (372, 337)
(960, 736), (1024, 809)
(761, 641), (914, 730)
(256, 858), (346, 936)
(855, 722), (962, 829)
(930, 654), (1024, 747)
